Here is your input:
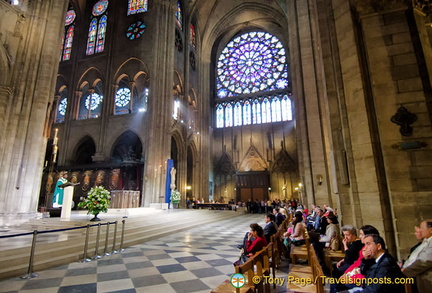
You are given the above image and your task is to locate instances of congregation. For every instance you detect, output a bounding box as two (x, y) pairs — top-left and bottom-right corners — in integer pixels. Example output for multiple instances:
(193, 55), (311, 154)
(235, 203), (432, 292)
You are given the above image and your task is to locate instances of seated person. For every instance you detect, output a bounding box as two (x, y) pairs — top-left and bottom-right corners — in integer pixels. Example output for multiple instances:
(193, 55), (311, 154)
(402, 219), (432, 293)
(264, 213), (278, 243)
(274, 208), (286, 226)
(284, 211), (306, 246)
(346, 234), (404, 292)
(319, 214), (340, 249)
(333, 225), (363, 278)
(245, 223), (268, 256)
(330, 225), (378, 293)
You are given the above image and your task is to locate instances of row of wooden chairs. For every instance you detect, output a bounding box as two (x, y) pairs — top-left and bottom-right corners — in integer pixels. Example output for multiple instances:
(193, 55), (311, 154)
(287, 244), (325, 293)
(211, 211), (293, 293)
(211, 242), (275, 293)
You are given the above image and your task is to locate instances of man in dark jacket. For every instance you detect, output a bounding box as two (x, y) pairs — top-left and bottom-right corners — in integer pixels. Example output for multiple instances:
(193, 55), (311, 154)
(351, 234), (405, 293)
(273, 207), (285, 226)
(263, 213), (278, 243)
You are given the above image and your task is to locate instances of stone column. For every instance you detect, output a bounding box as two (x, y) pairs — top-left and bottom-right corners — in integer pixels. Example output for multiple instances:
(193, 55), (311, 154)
(141, 0), (176, 206)
(0, 0), (69, 226)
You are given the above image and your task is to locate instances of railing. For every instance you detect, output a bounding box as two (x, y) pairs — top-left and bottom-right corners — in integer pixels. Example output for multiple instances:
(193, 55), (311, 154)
(0, 219), (126, 279)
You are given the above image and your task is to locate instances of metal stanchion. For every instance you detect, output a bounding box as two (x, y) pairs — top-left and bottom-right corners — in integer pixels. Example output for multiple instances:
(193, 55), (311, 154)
(79, 224), (91, 262)
(92, 223), (102, 259)
(21, 230), (39, 279)
(111, 221), (118, 254)
(119, 219), (126, 252)
(103, 222), (111, 256)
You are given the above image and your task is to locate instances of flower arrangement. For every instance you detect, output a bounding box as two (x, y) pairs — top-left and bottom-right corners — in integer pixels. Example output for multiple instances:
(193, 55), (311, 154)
(77, 186), (111, 220)
(170, 189), (181, 204)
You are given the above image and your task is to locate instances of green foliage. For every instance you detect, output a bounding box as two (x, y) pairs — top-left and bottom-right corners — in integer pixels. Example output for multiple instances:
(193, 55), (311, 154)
(170, 189), (181, 203)
(77, 186), (111, 215)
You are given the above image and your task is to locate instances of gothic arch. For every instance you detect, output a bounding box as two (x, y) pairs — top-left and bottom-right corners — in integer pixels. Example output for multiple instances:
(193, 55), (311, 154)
(77, 67), (104, 89)
(113, 57), (150, 82)
(71, 135), (96, 165)
(173, 70), (184, 99)
(201, 2), (287, 55)
(110, 130), (143, 164)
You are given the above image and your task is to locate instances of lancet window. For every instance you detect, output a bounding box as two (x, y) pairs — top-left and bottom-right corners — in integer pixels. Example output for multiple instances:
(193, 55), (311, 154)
(61, 8), (76, 61)
(86, 0), (109, 55)
(127, 0), (148, 15)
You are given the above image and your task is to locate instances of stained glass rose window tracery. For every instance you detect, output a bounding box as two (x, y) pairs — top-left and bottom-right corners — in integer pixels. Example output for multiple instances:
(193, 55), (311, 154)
(115, 88), (131, 107)
(216, 31), (288, 98)
(92, 0), (108, 16)
(215, 31), (292, 128)
(126, 20), (146, 40)
(85, 93), (102, 110)
(59, 98), (67, 116)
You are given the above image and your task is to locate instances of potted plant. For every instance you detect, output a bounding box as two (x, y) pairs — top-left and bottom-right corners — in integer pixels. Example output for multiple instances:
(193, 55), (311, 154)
(77, 186), (111, 221)
(170, 189), (181, 209)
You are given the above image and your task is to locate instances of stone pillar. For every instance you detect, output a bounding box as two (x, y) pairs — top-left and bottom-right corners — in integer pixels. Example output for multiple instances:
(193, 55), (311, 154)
(291, 0), (331, 207)
(0, 0), (69, 226)
(142, 0), (176, 206)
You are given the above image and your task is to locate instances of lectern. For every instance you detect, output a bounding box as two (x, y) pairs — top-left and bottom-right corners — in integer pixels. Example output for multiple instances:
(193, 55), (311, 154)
(58, 182), (80, 220)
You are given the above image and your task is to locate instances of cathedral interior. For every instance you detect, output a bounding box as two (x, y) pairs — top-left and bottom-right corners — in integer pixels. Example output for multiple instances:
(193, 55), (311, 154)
(1, 0), (432, 260)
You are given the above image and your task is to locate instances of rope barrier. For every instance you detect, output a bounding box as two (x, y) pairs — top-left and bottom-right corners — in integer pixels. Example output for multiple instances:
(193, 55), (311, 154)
(3, 219), (127, 279)
(20, 230), (39, 279)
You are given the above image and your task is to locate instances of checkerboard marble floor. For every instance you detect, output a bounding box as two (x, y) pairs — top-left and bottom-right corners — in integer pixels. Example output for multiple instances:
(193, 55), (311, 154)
(0, 213), (289, 293)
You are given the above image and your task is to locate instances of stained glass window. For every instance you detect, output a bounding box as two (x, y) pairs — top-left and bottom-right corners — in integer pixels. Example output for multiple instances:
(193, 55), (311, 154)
(85, 93), (102, 110)
(115, 88), (131, 107)
(126, 20), (146, 40)
(189, 24), (196, 48)
(92, 0), (108, 16)
(175, 1), (182, 30)
(234, 102), (242, 126)
(271, 97), (282, 122)
(95, 15), (107, 53)
(65, 9), (76, 26)
(62, 26), (74, 61)
(281, 95), (292, 121)
(87, 1), (108, 56)
(225, 103), (233, 127)
(216, 32), (288, 99)
(216, 104), (224, 128)
(127, 0), (148, 15)
(86, 19), (97, 55)
(243, 101), (251, 125)
(61, 9), (76, 61)
(214, 31), (292, 128)
(262, 98), (271, 123)
(252, 100), (261, 124)
(173, 99), (180, 120)
(56, 89), (68, 123)
(78, 82), (103, 120)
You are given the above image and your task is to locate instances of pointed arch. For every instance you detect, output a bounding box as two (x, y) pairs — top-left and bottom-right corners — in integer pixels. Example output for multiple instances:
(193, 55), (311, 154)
(72, 135), (97, 165)
(239, 143), (268, 172)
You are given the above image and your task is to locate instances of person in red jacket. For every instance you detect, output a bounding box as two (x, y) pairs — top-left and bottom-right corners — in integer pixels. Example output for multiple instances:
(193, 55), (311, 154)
(245, 223), (268, 256)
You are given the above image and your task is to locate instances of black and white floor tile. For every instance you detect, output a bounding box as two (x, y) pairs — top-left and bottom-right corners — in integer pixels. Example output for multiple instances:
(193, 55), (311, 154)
(0, 213), (289, 293)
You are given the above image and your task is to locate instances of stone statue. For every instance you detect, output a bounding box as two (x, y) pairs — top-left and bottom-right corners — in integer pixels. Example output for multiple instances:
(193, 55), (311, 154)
(170, 167), (176, 190)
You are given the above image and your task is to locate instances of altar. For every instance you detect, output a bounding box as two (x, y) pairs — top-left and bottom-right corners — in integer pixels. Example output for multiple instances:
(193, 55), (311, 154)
(110, 190), (140, 208)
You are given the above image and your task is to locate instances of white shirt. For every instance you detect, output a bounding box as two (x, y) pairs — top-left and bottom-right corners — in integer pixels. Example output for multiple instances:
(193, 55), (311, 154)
(403, 236), (431, 268)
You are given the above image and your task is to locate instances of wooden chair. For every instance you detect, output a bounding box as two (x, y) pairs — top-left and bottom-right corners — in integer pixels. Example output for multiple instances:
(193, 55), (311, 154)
(235, 257), (256, 293)
(290, 236), (311, 264)
(253, 248), (270, 293)
(211, 257), (255, 293)
(324, 249), (344, 276)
